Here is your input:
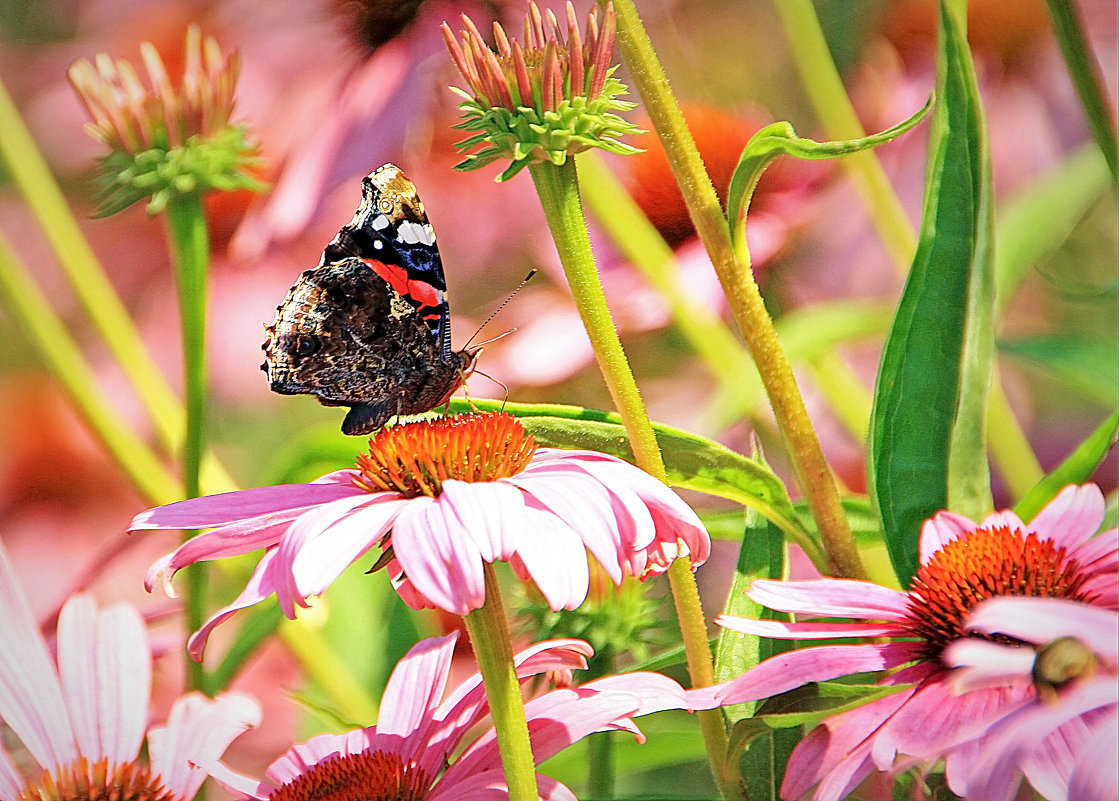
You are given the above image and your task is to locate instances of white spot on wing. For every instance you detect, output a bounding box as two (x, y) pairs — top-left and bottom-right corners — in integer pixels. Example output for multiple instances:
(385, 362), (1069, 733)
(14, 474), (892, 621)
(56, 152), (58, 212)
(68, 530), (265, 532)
(396, 220), (435, 246)
(372, 214), (391, 231)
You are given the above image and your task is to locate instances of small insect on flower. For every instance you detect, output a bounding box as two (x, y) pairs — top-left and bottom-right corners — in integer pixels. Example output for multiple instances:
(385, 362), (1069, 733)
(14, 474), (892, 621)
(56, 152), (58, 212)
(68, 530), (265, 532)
(443, 1), (643, 180)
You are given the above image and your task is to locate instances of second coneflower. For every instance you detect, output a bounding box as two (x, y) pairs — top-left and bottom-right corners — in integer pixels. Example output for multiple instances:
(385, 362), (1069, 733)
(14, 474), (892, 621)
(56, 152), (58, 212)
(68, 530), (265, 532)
(68, 24), (263, 216)
(131, 412), (709, 659)
(442, 1), (642, 180)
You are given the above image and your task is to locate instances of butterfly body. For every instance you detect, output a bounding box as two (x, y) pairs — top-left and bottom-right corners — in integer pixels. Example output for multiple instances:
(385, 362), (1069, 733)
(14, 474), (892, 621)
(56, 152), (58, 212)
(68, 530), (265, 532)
(262, 164), (477, 435)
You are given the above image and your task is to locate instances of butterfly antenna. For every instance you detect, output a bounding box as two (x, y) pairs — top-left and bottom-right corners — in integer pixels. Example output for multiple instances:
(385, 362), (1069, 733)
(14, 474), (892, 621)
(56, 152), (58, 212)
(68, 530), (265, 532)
(463, 269), (537, 349)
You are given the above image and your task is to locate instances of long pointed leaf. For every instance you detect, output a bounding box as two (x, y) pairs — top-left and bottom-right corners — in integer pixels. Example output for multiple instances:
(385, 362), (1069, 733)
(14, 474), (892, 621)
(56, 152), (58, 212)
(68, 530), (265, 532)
(868, 0), (995, 584)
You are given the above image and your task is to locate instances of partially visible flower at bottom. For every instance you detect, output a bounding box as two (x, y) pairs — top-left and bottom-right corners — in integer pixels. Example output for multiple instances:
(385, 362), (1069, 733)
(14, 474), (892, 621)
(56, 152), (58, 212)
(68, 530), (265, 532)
(943, 596), (1118, 801)
(203, 632), (705, 801)
(703, 483), (1117, 801)
(0, 542), (259, 801)
(132, 412), (709, 660)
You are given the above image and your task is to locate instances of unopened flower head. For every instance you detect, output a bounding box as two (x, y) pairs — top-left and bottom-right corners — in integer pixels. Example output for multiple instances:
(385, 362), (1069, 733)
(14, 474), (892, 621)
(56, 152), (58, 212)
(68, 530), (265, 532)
(443, 1), (642, 180)
(68, 25), (263, 215)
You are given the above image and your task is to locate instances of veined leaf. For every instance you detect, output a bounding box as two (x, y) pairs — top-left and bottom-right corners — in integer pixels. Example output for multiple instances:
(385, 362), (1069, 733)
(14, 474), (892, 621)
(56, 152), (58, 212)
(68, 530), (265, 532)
(726, 96), (932, 246)
(868, 0), (995, 584)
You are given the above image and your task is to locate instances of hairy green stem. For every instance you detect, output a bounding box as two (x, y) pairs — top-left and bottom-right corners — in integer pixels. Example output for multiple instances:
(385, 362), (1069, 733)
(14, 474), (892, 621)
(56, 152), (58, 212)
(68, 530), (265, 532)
(463, 564), (538, 801)
(611, 0), (865, 585)
(162, 192), (210, 691)
(527, 155), (729, 790)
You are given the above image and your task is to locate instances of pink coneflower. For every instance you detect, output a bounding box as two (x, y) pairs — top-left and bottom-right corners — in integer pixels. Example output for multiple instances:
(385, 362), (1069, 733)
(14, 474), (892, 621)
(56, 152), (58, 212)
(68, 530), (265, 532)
(202, 631), (699, 800)
(943, 596), (1118, 801)
(708, 483), (1117, 801)
(0, 543), (259, 801)
(131, 412), (709, 659)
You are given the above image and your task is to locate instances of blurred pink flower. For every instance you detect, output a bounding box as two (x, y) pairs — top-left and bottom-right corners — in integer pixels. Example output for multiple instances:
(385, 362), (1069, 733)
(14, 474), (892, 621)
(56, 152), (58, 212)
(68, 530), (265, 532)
(707, 483), (1117, 801)
(132, 412), (709, 658)
(0, 541), (259, 801)
(203, 631), (700, 801)
(943, 596), (1118, 801)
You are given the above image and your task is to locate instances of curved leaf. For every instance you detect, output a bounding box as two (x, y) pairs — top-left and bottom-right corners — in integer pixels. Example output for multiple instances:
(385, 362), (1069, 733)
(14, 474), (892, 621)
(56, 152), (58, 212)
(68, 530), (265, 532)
(868, 1), (995, 584)
(727, 95), (932, 245)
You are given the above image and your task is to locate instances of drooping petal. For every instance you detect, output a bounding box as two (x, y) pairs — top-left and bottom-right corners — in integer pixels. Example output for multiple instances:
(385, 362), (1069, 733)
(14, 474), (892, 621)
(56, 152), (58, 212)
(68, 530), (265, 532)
(964, 597), (1118, 659)
(147, 692), (261, 800)
(713, 641), (918, 705)
(1066, 707), (1118, 801)
(129, 478), (364, 530)
(716, 614), (904, 640)
(1027, 483), (1106, 548)
(746, 578), (911, 621)
(186, 549), (284, 661)
(0, 543), (77, 775)
(289, 494), (408, 598)
(391, 495), (486, 615)
(57, 597), (150, 766)
(439, 479), (527, 563)
(509, 500), (591, 611)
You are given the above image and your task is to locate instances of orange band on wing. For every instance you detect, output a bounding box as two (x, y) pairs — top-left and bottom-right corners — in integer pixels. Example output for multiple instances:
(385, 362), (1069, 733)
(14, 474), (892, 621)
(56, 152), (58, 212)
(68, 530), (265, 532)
(364, 259), (442, 315)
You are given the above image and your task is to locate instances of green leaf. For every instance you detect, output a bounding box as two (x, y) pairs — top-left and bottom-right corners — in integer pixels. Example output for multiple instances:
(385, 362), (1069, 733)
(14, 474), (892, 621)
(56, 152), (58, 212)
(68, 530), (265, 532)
(450, 398), (825, 565)
(726, 96), (932, 245)
(868, 1), (995, 584)
(1014, 410), (1119, 521)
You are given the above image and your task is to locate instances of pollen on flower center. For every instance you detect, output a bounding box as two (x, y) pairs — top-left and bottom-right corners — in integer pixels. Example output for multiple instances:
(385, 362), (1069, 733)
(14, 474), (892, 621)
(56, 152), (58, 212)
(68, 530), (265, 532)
(903, 525), (1094, 661)
(353, 412), (537, 498)
(18, 757), (175, 801)
(268, 750), (429, 801)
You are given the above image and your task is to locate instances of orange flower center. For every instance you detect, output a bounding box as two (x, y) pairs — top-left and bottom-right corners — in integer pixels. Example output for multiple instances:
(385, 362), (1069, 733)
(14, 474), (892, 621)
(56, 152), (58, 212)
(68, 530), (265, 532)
(268, 750), (429, 801)
(903, 525), (1094, 662)
(354, 412), (536, 498)
(18, 758), (175, 801)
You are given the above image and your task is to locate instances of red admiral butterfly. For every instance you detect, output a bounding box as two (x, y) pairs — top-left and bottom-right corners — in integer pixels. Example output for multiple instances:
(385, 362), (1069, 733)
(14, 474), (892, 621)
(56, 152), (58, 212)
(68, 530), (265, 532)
(262, 164), (479, 436)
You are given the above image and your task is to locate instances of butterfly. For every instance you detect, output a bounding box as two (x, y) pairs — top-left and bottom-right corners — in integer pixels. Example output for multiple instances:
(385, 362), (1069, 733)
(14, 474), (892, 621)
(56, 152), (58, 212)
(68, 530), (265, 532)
(262, 164), (478, 436)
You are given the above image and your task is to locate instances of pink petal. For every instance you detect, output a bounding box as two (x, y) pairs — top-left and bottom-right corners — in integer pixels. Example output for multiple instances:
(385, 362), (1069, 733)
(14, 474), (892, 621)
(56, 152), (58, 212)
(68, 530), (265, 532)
(439, 480), (527, 563)
(510, 502), (590, 611)
(507, 469), (625, 584)
(713, 641), (916, 705)
(745, 578), (911, 621)
(377, 634), (457, 755)
(391, 496), (486, 615)
(128, 479), (364, 530)
(919, 510), (980, 563)
(0, 543), (77, 774)
(148, 692), (261, 799)
(1066, 708), (1118, 801)
(966, 597), (1118, 661)
(944, 639), (1037, 692)
(716, 614), (903, 640)
(289, 495), (407, 598)
(1027, 483), (1106, 549)
(57, 598), (150, 766)
(186, 549), (283, 661)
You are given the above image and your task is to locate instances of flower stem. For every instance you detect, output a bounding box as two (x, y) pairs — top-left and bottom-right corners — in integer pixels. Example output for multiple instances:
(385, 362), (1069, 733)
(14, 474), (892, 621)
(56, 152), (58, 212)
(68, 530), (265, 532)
(162, 192), (210, 691)
(527, 156), (730, 793)
(611, 0), (866, 583)
(463, 563), (538, 801)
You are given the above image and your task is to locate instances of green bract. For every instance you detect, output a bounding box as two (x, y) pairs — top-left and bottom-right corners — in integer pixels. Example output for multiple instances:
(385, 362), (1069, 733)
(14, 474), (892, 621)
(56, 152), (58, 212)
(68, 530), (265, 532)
(452, 76), (642, 182)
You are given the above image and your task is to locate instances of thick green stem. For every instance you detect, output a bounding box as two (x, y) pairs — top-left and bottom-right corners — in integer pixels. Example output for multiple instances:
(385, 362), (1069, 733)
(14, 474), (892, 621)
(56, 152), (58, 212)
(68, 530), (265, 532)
(162, 192), (210, 692)
(611, 0), (866, 584)
(527, 156), (729, 794)
(463, 563), (538, 801)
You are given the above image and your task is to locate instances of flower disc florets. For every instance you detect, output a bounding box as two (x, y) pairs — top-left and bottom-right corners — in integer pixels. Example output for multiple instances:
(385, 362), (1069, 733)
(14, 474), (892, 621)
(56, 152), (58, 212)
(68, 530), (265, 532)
(17, 757), (175, 801)
(354, 412), (537, 498)
(443, 1), (642, 180)
(68, 25), (263, 215)
(903, 525), (1094, 661)
(268, 751), (428, 801)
